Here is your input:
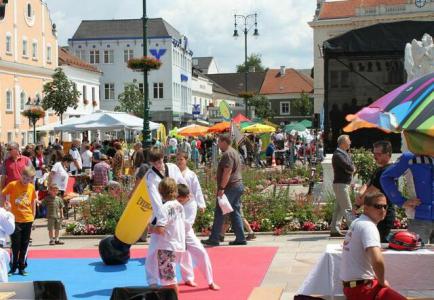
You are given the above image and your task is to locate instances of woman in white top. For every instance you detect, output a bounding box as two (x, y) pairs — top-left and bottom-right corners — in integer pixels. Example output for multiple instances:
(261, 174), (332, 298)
(49, 155), (73, 196)
(176, 152), (219, 290)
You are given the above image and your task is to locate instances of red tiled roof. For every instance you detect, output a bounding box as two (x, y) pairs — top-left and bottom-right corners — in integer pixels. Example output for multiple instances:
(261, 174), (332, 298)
(260, 69), (313, 95)
(318, 0), (408, 20)
(58, 47), (101, 73)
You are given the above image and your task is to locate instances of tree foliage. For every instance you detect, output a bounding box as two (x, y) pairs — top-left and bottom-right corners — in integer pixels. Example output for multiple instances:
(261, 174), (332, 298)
(42, 67), (80, 123)
(291, 92), (313, 116)
(250, 95), (273, 120)
(115, 82), (144, 118)
(236, 53), (265, 73)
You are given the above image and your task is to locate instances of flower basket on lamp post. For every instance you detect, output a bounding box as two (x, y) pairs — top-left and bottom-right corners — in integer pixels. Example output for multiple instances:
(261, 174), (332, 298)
(22, 106), (45, 143)
(127, 56), (162, 72)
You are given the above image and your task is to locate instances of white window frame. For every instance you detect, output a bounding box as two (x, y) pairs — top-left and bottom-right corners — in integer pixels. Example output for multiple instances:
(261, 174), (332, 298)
(104, 83), (115, 100)
(124, 49), (134, 63)
(280, 102), (290, 115)
(22, 38), (28, 57)
(20, 91), (26, 111)
(90, 50), (100, 64)
(47, 45), (52, 63)
(5, 33), (12, 54)
(75, 49), (86, 61)
(91, 87), (96, 101)
(24, 2), (35, 26)
(32, 40), (38, 60)
(104, 49), (114, 64)
(6, 90), (13, 111)
(153, 82), (163, 99)
(7, 132), (13, 143)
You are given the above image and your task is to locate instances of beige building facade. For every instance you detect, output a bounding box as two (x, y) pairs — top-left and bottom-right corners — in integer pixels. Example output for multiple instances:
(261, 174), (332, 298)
(0, 0), (58, 146)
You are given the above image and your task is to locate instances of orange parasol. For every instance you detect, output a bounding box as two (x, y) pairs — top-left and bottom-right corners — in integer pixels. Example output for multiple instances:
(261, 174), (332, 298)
(178, 124), (209, 137)
(207, 122), (231, 133)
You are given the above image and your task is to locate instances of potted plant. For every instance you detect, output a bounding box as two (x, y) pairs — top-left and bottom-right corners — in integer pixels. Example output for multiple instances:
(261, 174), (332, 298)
(22, 107), (46, 119)
(127, 56), (162, 72)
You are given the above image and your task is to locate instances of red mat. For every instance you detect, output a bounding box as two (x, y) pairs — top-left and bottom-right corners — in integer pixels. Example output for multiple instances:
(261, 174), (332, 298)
(28, 247), (277, 300)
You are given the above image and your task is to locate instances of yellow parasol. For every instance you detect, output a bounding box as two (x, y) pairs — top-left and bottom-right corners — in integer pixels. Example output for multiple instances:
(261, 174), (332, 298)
(242, 123), (276, 134)
(178, 124), (209, 137)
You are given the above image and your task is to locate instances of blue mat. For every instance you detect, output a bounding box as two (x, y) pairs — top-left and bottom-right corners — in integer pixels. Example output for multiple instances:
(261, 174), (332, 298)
(10, 258), (181, 299)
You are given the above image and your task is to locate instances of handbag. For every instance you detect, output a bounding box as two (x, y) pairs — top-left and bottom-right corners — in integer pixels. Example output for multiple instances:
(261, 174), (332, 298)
(218, 194), (233, 215)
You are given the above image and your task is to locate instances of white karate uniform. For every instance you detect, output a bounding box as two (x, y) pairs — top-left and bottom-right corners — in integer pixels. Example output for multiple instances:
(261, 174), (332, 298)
(180, 168), (215, 285)
(144, 163), (187, 286)
(0, 207), (15, 282)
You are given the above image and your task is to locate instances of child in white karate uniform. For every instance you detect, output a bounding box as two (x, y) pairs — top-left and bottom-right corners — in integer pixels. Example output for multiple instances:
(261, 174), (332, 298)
(176, 152), (220, 290)
(150, 177), (186, 297)
(0, 201), (15, 282)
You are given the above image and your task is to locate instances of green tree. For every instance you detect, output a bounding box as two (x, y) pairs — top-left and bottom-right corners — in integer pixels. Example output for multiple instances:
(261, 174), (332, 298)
(236, 53), (265, 73)
(291, 92), (313, 116)
(115, 82), (144, 118)
(250, 95), (273, 120)
(42, 67), (80, 124)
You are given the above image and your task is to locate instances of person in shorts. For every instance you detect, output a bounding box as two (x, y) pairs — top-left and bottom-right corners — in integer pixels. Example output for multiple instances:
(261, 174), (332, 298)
(41, 184), (64, 245)
(149, 178), (185, 297)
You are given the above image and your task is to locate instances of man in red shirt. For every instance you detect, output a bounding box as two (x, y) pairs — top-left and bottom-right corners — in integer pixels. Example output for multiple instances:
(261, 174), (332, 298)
(1, 142), (32, 203)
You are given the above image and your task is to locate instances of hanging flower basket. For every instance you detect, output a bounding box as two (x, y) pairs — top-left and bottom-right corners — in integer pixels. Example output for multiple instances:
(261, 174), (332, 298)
(22, 107), (45, 119)
(127, 56), (162, 72)
(92, 100), (98, 107)
(83, 99), (89, 105)
(238, 92), (254, 99)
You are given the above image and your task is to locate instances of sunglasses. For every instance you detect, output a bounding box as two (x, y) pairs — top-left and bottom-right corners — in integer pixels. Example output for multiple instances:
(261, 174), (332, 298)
(372, 204), (388, 210)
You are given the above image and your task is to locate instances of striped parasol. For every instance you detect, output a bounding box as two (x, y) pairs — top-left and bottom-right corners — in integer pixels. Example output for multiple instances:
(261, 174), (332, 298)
(344, 71), (434, 156)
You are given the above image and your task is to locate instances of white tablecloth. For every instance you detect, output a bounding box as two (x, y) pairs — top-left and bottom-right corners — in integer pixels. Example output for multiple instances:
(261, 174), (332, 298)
(297, 244), (434, 296)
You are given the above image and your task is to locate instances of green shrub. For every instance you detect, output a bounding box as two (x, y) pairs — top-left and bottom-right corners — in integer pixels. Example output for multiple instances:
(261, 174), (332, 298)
(351, 147), (376, 184)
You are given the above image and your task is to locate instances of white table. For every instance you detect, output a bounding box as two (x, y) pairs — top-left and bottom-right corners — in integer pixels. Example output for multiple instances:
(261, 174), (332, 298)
(297, 244), (434, 297)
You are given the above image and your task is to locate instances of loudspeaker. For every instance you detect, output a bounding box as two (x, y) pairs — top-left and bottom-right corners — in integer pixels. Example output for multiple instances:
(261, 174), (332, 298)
(110, 287), (178, 300)
(33, 281), (67, 300)
(313, 113), (320, 129)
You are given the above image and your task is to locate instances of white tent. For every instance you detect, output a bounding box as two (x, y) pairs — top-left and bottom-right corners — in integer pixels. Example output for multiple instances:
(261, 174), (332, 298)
(51, 111), (161, 132)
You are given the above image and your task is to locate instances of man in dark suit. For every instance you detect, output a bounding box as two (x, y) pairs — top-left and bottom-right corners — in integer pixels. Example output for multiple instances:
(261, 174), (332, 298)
(330, 135), (355, 237)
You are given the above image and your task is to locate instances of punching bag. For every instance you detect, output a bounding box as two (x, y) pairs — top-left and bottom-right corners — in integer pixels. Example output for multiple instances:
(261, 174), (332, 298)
(99, 178), (153, 265)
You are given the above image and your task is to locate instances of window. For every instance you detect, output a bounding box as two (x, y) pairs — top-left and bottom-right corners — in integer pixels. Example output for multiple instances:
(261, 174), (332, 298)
(6, 91), (12, 111)
(47, 46), (52, 63)
(104, 49), (114, 64)
(82, 85), (87, 101)
(7, 132), (13, 143)
(21, 133), (26, 147)
(27, 3), (32, 18)
(91, 87), (95, 101)
(20, 92), (26, 111)
(75, 49), (86, 60)
(90, 50), (100, 64)
(32, 42), (37, 59)
(138, 83), (144, 94)
(280, 102), (290, 115)
(104, 83), (115, 100)
(6, 35), (12, 53)
(22, 39), (28, 57)
(153, 83), (163, 99)
(124, 49), (134, 63)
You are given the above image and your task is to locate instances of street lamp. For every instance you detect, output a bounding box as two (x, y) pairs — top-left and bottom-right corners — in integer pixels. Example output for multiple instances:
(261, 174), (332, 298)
(142, 0), (151, 148)
(233, 13), (259, 117)
(23, 95), (44, 144)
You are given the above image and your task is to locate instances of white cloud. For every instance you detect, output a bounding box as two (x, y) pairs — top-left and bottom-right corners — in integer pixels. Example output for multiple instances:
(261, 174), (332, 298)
(44, 0), (315, 72)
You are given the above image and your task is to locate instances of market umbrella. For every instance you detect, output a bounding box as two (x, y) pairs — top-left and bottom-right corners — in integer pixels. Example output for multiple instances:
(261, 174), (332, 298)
(344, 71), (434, 156)
(208, 122), (231, 133)
(169, 127), (182, 138)
(284, 123), (307, 133)
(299, 119), (312, 128)
(178, 124), (209, 137)
(232, 113), (251, 124)
(240, 121), (256, 129)
(242, 123), (276, 134)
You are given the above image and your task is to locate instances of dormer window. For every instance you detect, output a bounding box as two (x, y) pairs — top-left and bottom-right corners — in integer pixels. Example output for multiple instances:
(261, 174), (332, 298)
(24, 2), (35, 26)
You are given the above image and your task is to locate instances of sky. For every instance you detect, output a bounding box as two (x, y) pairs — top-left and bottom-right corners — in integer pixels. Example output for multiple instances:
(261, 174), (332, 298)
(44, 0), (316, 73)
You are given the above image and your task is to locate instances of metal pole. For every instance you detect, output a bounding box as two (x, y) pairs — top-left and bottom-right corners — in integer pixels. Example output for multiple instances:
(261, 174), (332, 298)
(244, 25), (248, 117)
(33, 119), (36, 144)
(142, 0), (151, 148)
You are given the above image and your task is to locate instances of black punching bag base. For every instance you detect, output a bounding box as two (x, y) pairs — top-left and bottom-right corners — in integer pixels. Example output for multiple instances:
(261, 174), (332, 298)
(99, 235), (131, 265)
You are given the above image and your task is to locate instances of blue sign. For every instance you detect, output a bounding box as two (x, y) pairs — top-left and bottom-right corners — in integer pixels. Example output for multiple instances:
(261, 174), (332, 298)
(181, 74), (188, 82)
(192, 104), (201, 115)
(150, 48), (166, 60)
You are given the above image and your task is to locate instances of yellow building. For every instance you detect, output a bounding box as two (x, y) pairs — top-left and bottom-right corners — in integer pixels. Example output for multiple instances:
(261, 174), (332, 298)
(0, 0), (58, 146)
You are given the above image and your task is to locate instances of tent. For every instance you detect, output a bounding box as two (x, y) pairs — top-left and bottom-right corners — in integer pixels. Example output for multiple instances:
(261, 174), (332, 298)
(232, 113), (250, 124)
(53, 111), (161, 132)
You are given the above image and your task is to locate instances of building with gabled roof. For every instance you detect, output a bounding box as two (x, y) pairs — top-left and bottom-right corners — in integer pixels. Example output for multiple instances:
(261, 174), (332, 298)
(68, 18), (194, 128)
(192, 56), (219, 74)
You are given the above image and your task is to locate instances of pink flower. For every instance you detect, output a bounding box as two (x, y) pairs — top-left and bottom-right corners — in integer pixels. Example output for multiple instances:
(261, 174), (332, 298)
(302, 221), (316, 231)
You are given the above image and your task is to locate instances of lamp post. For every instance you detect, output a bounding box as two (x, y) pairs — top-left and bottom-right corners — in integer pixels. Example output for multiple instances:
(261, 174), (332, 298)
(233, 13), (259, 117)
(23, 96), (44, 144)
(142, 0), (151, 148)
